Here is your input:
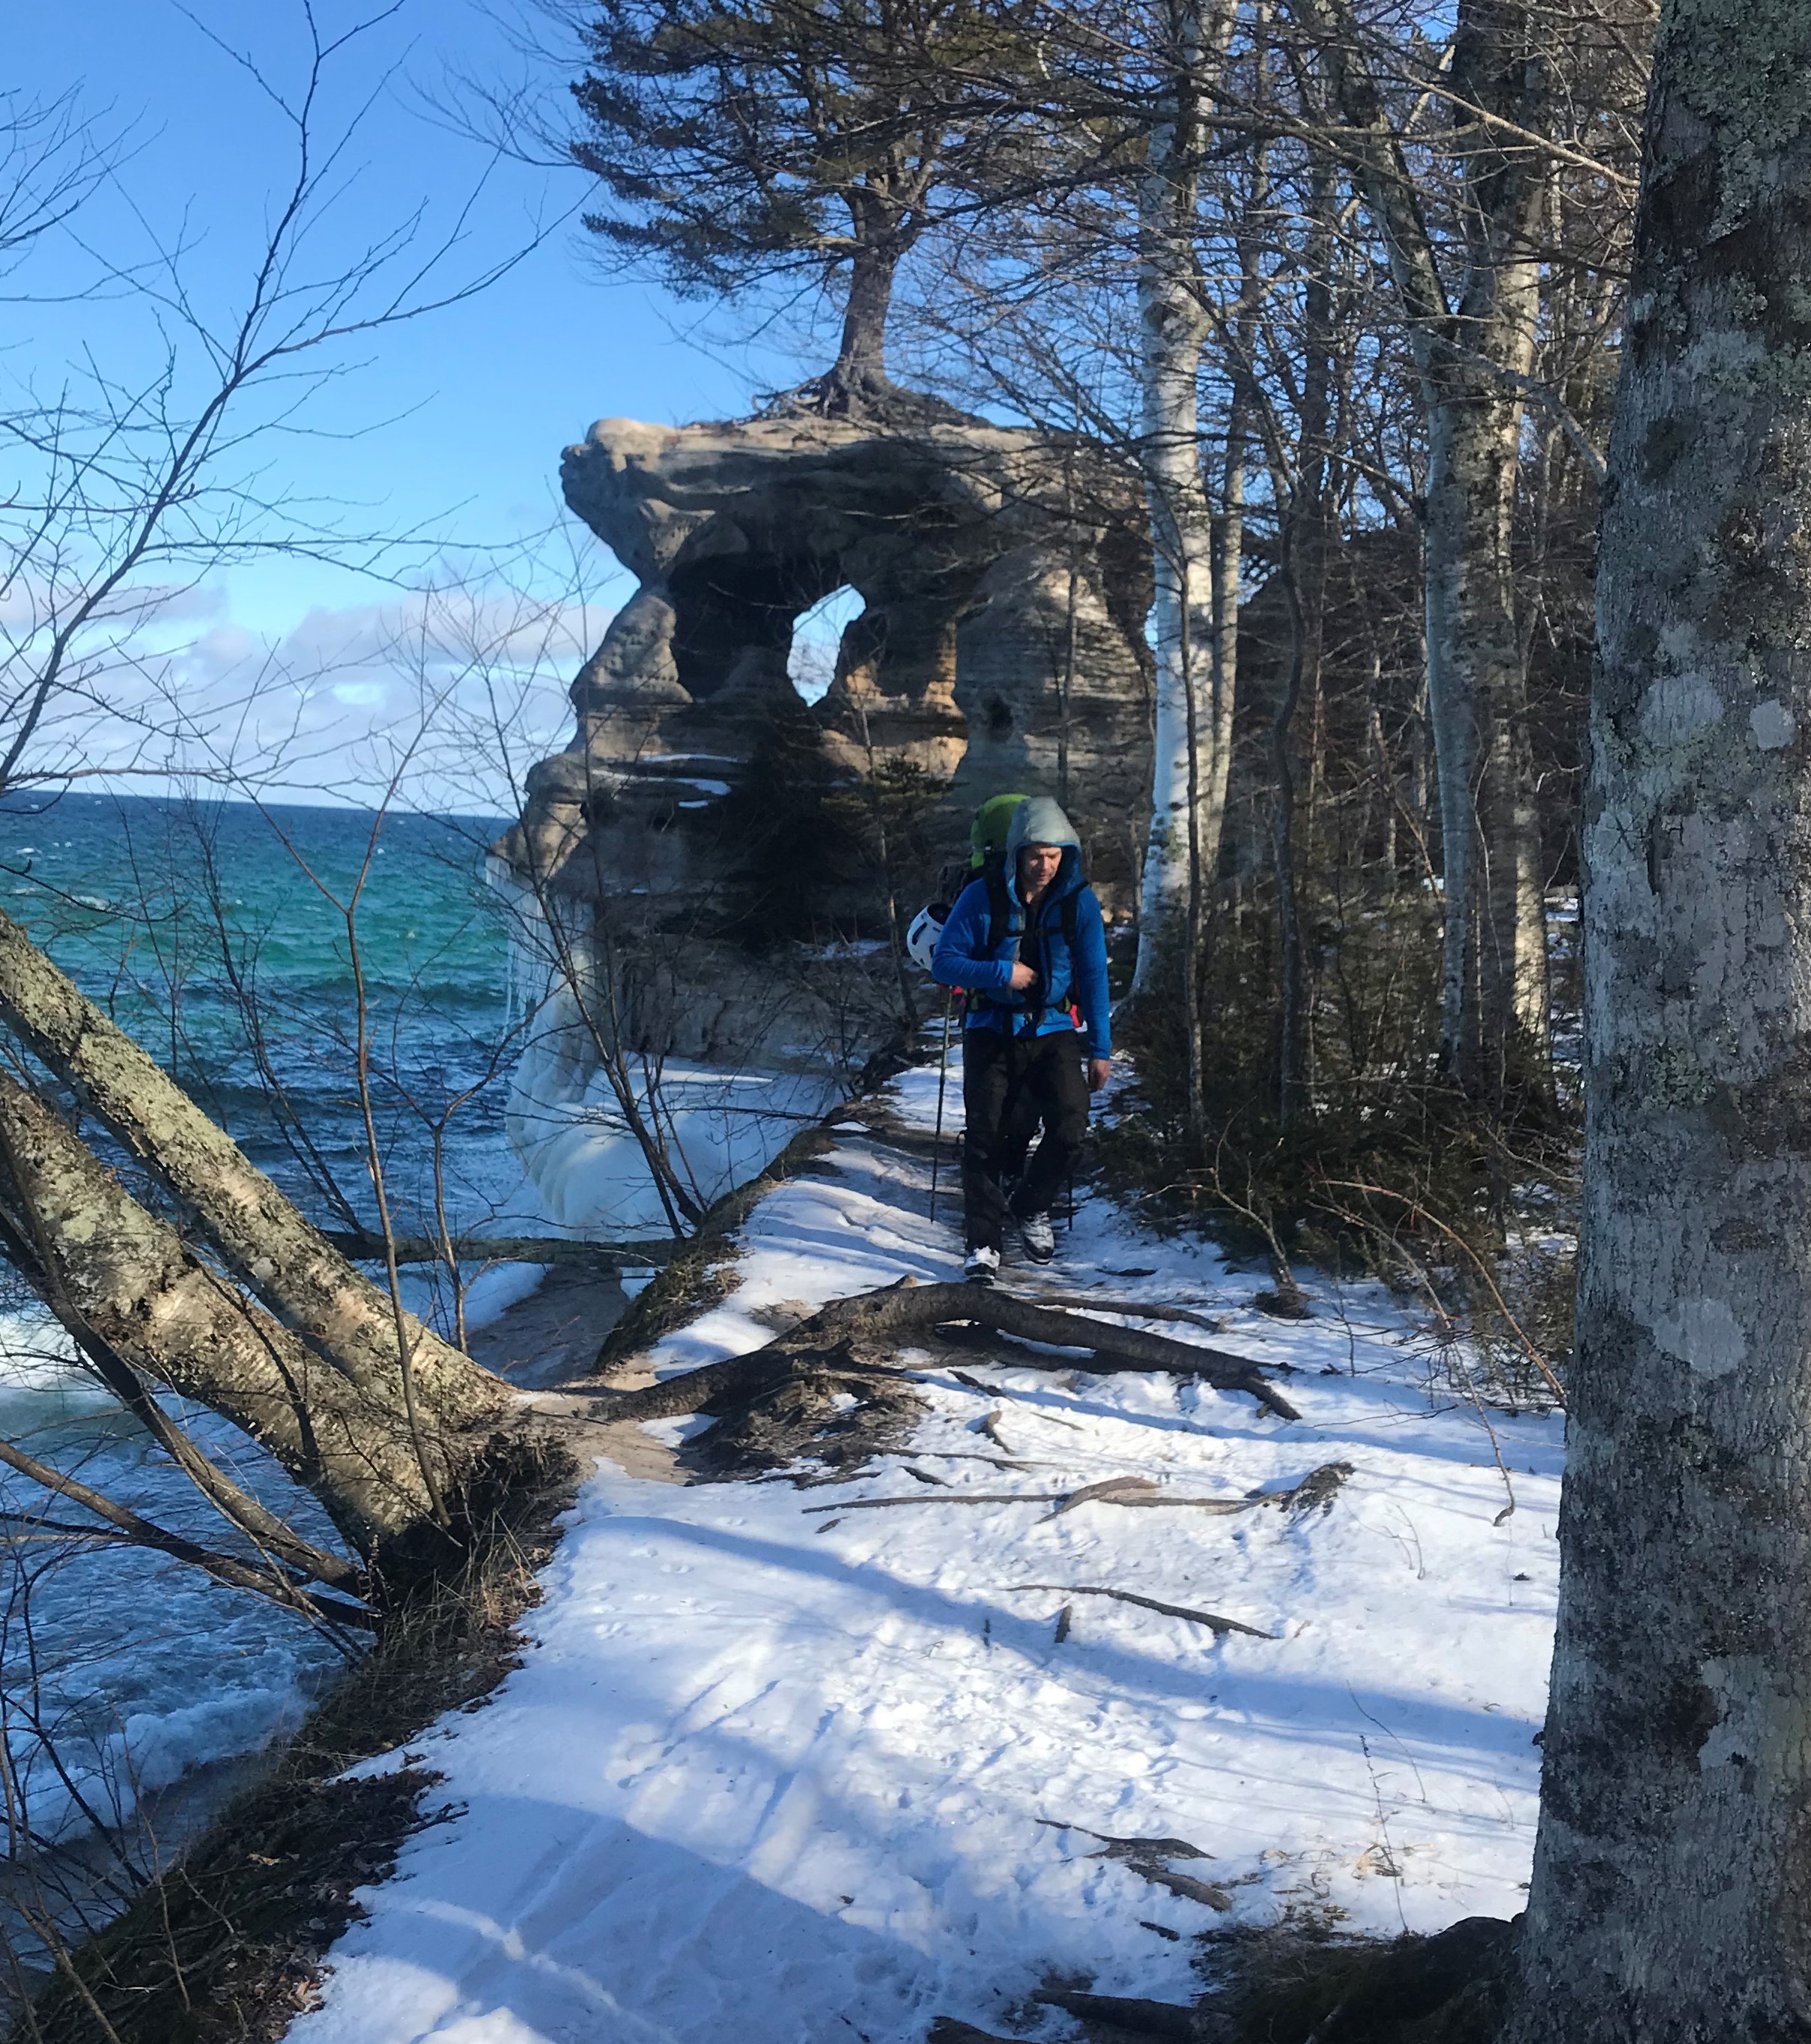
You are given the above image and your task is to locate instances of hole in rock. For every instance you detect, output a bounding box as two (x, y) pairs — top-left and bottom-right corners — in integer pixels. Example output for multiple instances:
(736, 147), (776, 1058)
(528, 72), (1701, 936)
(786, 586), (865, 705)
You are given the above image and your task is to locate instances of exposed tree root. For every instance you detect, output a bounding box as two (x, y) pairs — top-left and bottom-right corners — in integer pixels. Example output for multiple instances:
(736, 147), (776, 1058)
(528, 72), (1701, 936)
(1011, 1291), (1228, 1335)
(930, 1917), (1519, 2044)
(577, 1279), (1299, 1423)
(684, 1364), (927, 1482)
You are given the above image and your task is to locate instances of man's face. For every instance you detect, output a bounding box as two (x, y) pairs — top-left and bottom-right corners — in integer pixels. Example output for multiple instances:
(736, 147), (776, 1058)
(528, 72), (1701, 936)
(1019, 843), (1063, 894)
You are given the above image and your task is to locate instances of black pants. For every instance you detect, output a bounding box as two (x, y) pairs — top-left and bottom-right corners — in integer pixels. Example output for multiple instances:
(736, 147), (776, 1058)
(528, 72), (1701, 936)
(961, 1028), (1090, 1252)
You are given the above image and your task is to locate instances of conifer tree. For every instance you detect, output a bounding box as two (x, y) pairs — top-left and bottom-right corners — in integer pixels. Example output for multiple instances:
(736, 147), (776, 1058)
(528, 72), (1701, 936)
(568, 0), (1050, 411)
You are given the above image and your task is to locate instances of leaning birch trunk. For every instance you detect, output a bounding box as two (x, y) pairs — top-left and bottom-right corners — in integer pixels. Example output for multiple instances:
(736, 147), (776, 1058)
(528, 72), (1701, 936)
(0, 908), (500, 1430)
(0, 1076), (498, 1553)
(1129, 0), (1221, 998)
(1507, 5), (1811, 2030)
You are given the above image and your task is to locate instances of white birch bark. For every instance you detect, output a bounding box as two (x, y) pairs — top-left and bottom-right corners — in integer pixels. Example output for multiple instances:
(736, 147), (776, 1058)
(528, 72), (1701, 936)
(1130, 0), (1224, 997)
(1508, 1), (1811, 2026)
(0, 1075), (472, 1551)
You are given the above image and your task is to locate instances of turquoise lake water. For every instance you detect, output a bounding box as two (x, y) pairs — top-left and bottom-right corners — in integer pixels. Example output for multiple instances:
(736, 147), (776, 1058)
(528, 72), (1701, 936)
(0, 790), (521, 1236)
(0, 792), (525, 1848)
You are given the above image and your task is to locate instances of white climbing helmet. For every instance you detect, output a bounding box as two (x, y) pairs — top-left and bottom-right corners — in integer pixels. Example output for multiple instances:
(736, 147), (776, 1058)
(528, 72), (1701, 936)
(906, 903), (947, 974)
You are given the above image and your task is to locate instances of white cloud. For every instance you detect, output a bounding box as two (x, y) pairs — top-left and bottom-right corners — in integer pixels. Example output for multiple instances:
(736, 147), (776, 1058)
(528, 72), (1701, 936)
(1, 574), (610, 818)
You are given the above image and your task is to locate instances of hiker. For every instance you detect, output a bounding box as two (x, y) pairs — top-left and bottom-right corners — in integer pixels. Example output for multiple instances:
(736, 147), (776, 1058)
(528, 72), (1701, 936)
(930, 795), (1111, 1282)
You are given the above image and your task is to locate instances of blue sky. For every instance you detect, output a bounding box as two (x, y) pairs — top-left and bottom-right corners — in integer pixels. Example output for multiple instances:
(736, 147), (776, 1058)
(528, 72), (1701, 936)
(6, 0), (823, 803)
(13, 0), (794, 624)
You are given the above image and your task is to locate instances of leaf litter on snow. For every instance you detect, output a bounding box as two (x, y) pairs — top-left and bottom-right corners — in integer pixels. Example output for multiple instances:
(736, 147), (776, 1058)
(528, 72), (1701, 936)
(287, 1054), (1563, 2044)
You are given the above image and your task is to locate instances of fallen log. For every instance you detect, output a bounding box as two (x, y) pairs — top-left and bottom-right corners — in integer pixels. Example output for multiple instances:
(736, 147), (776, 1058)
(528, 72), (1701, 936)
(575, 1279), (1299, 1422)
(1034, 1989), (1195, 2037)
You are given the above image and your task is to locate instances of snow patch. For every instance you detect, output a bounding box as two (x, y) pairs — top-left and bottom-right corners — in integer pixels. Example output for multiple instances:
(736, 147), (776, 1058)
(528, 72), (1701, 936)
(287, 1053), (1564, 2043)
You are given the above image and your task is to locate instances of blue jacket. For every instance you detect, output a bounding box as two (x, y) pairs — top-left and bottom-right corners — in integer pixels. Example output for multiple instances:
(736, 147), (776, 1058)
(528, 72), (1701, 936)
(932, 844), (1111, 1058)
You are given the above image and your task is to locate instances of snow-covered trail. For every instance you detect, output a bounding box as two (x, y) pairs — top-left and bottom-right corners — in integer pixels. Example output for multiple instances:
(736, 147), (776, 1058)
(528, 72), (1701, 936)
(287, 1061), (1564, 2044)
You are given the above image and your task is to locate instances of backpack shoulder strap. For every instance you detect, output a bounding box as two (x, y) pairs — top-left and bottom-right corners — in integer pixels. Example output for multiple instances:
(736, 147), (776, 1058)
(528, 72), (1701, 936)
(983, 858), (1015, 953)
(1061, 888), (1079, 950)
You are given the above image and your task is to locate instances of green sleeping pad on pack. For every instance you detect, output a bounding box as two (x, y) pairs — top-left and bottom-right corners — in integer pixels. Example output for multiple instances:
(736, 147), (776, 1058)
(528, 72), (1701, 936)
(968, 792), (1029, 870)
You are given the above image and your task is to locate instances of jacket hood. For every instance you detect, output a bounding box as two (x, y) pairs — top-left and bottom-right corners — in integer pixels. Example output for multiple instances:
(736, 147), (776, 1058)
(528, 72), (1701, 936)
(1005, 796), (1080, 857)
(1005, 795), (1085, 904)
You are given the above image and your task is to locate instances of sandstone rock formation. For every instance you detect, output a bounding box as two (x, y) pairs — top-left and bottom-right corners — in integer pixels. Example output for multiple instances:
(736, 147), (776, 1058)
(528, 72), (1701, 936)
(491, 407), (1153, 1226)
(510, 409), (1151, 908)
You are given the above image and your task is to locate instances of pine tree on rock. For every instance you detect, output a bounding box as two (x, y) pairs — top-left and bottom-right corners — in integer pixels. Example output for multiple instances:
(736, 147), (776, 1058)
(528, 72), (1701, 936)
(568, 0), (1052, 413)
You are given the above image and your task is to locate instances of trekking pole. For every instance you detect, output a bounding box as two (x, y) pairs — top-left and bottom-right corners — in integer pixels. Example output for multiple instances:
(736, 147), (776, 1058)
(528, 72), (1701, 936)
(929, 986), (954, 1224)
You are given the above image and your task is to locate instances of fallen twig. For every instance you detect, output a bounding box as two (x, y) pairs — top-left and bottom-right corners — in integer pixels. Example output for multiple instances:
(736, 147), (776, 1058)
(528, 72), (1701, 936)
(1003, 1583), (1275, 1639)
(917, 1449), (1054, 1471)
(802, 1464), (1352, 1519)
(804, 1492), (1040, 1512)
(1036, 1820), (1235, 1910)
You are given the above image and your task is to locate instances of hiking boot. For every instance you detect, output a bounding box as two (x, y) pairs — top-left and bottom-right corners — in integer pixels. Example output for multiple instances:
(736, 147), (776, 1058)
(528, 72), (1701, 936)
(964, 1245), (1001, 1284)
(1017, 1211), (1056, 1264)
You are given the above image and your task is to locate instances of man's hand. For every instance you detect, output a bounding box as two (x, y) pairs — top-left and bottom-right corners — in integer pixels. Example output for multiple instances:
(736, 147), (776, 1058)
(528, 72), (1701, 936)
(1087, 1057), (1112, 1093)
(1008, 961), (1038, 992)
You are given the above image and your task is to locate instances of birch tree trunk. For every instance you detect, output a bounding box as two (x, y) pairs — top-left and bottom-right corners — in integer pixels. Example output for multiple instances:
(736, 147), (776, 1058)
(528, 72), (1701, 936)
(1441, 0), (1550, 1085)
(1508, 1), (1811, 2027)
(0, 909), (501, 1432)
(1130, 0), (1222, 998)
(0, 911), (515, 1566)
(0, 1075), (495, 1554)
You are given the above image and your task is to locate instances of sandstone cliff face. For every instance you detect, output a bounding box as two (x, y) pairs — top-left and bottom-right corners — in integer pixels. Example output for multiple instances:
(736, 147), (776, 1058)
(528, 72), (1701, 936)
(495, 409), (1152, 1083)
